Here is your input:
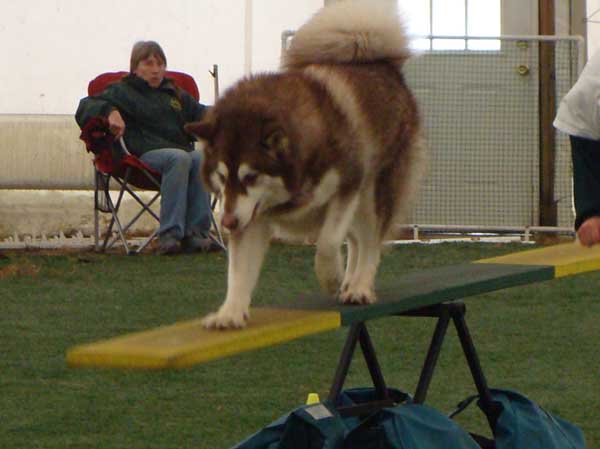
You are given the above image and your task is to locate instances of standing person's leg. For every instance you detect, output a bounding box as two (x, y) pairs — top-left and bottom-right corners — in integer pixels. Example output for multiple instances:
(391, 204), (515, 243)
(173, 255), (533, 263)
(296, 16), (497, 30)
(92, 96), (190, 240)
(140, 148), (191, 253)
(570, 135), (600, 246)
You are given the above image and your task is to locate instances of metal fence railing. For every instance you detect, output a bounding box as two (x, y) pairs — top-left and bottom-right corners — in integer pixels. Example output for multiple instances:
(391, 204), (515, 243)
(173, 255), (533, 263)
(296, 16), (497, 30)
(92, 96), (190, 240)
(401, 35), (582, 232)
(282, 34), (582, 235)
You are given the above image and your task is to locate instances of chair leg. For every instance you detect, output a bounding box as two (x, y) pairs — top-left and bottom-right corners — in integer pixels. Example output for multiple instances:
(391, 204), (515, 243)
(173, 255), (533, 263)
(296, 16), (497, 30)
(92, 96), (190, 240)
(94, 209), (100, 252)
(95, 170), (116, 253)
(105, 198), (130, 254)
(94, 170), (101, 252)
(103, 171), (161, 254)
(98, 163), (224, 255)
(118, 181), (160, 222)
(209, 194), (227, 252)
(114, 187), (160, 237)
(102, 212), (116, 251)
(135, 228), (159, 254)
(104, 171), (133, 254)
(118, 185), (160, 252)
(209, 211), (227, 252)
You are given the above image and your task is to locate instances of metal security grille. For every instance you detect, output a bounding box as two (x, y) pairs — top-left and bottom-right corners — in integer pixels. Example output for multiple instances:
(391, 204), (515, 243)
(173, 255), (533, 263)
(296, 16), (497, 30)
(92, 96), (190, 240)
(403, 36), (582, 230)
(280, 33), (582, 232)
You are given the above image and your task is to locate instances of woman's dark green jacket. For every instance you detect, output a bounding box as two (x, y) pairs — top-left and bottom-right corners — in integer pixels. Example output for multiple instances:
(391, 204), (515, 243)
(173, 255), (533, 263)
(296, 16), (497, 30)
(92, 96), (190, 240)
(75, 74), (207, 156)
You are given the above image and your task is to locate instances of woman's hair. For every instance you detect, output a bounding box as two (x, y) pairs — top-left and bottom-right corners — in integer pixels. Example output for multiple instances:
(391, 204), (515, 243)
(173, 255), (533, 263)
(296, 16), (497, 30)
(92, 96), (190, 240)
(129, 41), (167, 72)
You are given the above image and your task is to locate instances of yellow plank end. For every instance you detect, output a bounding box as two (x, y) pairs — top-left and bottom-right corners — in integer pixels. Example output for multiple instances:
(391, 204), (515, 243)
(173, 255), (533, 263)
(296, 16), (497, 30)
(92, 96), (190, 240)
(66, 308), (341, 369)
(476, 241), (600, 277)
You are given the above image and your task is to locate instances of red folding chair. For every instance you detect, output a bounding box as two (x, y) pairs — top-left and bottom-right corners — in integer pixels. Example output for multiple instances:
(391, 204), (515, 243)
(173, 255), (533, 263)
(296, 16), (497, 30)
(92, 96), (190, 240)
(80, 71), (225, 255)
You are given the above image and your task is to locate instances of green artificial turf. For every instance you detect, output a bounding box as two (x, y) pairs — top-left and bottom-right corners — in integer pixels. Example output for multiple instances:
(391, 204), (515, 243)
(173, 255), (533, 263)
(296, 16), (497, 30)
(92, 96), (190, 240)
(0, 242), (598, 449)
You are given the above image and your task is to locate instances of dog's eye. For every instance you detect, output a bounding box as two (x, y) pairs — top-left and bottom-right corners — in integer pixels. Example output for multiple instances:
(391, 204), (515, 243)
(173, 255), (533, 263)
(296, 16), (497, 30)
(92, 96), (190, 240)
(217, 172), (226, 184)
(242, 173), (258, 187)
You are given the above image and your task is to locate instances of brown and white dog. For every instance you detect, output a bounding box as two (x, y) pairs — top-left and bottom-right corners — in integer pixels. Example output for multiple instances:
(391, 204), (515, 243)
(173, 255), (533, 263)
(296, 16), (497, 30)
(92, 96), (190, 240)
(186, 0), (426, 329)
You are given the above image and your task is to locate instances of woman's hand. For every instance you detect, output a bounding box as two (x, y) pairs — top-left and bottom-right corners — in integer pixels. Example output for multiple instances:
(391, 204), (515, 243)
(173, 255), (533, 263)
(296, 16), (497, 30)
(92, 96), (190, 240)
(107, 109), (126, 139)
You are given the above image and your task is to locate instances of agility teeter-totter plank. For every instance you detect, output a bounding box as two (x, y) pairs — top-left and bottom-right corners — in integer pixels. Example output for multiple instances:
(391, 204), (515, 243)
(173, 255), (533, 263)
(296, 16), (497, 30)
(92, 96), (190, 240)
(66, 241), (600, 369)
(476, 240), (600, 277)
(67, 308), (340, 369)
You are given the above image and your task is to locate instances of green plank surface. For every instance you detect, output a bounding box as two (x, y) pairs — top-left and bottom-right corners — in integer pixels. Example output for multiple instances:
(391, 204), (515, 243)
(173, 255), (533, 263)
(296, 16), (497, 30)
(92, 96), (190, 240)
(287, 263), (554, 325)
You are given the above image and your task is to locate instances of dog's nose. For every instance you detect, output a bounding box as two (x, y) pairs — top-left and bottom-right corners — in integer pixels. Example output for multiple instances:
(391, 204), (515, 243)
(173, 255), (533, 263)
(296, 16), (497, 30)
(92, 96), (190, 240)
(222, 213), (239, 231)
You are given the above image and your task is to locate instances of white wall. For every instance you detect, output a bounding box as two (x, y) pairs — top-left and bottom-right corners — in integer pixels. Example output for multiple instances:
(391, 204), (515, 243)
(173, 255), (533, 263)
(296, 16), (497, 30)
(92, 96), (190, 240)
(0, 0), (322, 114)
(0, 0), (324, 239)
(2, 0), (542, 115)
(502, 0), (537, 35)
(251, 0), (322, 72)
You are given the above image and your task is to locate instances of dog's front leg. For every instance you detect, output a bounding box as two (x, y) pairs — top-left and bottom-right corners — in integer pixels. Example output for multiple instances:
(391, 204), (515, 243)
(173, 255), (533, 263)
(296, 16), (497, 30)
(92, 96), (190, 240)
(315, 193), (359, 297)
(202, 221), (271, 329)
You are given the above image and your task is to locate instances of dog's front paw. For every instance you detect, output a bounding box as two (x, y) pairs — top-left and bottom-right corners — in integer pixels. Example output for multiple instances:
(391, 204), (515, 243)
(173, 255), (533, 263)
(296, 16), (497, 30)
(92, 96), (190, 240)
(339, 287), (376, 305)
(315, 249), (343, 297)
(318, 274), (342, 297)
(316, 263), (343, 297)
(202, 306), (250, 330)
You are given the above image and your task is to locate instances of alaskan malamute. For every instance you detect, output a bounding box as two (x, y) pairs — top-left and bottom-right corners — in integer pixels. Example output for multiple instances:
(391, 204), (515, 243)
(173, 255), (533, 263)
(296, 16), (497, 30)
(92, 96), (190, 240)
(186, 0), (426, 328)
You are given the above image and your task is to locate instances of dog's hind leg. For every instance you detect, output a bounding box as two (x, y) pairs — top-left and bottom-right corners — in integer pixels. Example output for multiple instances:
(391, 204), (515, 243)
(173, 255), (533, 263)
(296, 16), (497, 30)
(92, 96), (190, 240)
(202, 221), (271, 329)
(315, 193), (359, 297)
(339, 205), (381, 305)
(339, 179), (384, 305)
(341, 232), (358, 294)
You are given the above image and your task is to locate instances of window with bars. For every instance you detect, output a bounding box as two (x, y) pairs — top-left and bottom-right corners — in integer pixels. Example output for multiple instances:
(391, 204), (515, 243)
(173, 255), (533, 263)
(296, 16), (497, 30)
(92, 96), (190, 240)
(403, 0), (501, 51)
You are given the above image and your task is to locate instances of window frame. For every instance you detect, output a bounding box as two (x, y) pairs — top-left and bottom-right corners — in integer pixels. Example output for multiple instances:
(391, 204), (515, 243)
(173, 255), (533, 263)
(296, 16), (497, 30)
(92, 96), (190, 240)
(408, 0), (501, 51)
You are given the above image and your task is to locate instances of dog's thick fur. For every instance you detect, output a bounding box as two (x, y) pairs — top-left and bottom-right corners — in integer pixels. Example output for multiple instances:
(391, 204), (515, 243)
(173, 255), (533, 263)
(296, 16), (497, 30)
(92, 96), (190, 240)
(186, 0), (426, 329)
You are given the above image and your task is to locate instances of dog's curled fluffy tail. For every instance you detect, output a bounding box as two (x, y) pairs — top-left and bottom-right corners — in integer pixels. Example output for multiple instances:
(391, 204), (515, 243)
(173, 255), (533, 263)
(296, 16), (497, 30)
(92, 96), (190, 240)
(282, 0), (411, 71)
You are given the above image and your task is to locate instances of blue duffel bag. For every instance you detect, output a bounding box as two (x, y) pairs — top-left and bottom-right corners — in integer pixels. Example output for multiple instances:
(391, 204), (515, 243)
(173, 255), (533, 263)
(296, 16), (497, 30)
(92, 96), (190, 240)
(451, 388), (586, 449)
(230, 388), (481, 449)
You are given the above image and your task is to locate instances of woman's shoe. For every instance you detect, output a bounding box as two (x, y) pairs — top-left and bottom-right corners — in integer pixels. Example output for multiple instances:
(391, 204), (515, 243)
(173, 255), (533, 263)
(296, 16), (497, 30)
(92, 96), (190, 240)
(157, 234), (181, 255)
(181, 235), (222, 253)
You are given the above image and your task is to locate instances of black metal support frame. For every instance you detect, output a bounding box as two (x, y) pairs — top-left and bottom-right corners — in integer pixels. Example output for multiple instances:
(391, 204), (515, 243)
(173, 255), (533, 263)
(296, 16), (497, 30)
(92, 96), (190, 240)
(328, 301), (500, 431)
(328, 322), (395, 417)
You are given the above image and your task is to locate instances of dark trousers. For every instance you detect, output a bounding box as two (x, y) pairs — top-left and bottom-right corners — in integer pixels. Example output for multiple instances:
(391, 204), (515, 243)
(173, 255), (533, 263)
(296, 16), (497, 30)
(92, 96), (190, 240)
(570, 135), (600, 229)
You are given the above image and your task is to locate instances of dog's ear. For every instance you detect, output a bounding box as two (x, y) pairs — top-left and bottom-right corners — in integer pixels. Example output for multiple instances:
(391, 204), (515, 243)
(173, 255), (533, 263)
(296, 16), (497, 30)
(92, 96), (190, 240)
(262, 128), (290, 160)
(185, 120), (216, 142)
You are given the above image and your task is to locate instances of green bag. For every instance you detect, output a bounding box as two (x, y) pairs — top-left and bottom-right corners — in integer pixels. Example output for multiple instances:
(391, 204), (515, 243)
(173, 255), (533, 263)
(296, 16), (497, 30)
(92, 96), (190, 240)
(343, 402), (481, 449)
(452, 388), (586, 449)
(230, 400), (346, 449)
(230, 388), (480, 449)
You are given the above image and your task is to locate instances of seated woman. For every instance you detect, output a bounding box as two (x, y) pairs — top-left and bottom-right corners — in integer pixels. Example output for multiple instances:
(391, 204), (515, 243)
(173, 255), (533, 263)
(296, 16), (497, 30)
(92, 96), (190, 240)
(76, 40), (220, 254)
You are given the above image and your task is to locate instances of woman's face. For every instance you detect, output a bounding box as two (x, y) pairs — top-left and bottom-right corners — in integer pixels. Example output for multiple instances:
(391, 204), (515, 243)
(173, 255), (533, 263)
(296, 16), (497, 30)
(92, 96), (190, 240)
(134, 54), (166, 88)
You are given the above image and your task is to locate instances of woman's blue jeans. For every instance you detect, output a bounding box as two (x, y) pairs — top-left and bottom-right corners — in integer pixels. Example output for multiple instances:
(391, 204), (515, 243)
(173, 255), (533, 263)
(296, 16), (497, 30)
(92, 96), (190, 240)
(140, 148), (211, 240)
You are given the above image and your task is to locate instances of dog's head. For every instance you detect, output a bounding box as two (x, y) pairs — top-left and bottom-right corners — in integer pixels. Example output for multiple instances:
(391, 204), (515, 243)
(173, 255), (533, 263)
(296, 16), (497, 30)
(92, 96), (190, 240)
(186, 103), (302, 233)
